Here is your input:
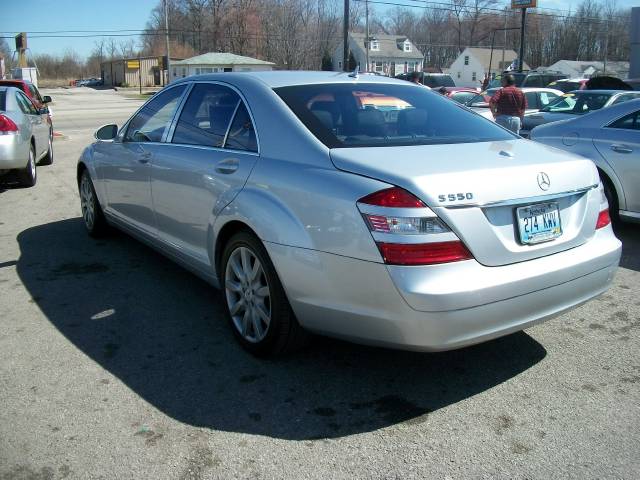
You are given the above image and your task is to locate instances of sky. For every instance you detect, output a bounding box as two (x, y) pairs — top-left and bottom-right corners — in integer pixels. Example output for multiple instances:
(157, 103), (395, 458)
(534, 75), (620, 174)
(1, 0), (158, 58)
(1, 0), (638, 59)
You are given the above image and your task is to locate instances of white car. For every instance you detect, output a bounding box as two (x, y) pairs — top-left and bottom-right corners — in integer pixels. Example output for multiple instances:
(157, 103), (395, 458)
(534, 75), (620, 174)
(466, 87), (563, 121)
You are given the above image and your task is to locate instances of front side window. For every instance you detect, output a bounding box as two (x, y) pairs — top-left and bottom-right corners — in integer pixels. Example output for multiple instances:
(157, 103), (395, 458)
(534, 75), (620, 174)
(275, 83), (515, 148)
(541, 92), (611, 115)
(15, 92), (37, 115)
(124, 84), (187, 142)
(28, 84), (43, 103)
(172, 83), (240, 148)
(607, 110), (640, 131)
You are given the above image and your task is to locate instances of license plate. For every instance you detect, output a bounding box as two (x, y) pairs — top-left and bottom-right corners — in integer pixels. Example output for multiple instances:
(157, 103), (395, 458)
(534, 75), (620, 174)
(516, 202), (562, 245)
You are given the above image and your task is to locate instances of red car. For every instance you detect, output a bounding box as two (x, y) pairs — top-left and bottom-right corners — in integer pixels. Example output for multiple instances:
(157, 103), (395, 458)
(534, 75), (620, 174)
(0, 79), (53, 135)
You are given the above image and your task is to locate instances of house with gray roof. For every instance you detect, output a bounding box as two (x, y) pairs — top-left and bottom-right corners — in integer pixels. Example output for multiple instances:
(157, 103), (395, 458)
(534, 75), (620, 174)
(332, 32), (424, 77)
(170, 52), (275, 82)
(448, 47), (530, 88)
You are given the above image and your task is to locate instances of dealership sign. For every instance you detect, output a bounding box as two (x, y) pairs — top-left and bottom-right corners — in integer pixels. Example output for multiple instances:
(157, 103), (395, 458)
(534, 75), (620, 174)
(512, 0), (537, 7)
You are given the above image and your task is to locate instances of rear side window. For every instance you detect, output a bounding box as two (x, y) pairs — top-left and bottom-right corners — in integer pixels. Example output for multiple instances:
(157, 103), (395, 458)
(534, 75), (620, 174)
(172, 83), (240, 148)
(225, 102), (257, 152)
(524, 92), (538, 109)
(275, 83), (514, 148)
(608, 111), (640, 130)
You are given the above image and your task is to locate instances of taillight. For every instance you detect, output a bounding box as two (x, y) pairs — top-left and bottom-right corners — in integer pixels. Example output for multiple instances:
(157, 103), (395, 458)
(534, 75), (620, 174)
(378, 241), (472, 266)
(596, 209), (610, 229)
(0, 114), (18, 135)
(359, 187), (425, 208)
(358, 186), (473, 266)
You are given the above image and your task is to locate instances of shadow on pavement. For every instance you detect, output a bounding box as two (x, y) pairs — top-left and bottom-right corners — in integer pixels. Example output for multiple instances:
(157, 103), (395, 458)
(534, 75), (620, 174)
(17, 218), (546, 440)
(614, 222), (640, 272)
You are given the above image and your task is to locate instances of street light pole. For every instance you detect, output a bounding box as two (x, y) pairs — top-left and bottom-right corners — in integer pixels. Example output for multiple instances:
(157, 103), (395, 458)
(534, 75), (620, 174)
(164, 0), (171, 83)
(488, 27), (521, 80)
(365, 0), (369, 72)
(343, 0), (349, 72)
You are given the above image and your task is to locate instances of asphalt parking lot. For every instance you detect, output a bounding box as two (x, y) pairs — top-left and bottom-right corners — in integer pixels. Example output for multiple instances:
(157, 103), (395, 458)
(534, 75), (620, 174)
(1, 87), (639, 480)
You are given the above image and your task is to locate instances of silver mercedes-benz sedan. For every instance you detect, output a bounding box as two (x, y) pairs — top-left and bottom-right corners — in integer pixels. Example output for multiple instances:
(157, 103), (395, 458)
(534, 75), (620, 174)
(530, 99), (640, 224)
(77, 72), (621, 356)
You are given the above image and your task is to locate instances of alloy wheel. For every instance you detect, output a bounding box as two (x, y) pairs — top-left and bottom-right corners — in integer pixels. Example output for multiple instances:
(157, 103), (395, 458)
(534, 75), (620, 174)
(224, 246), (271, 343)
(80, 174), (95, 230)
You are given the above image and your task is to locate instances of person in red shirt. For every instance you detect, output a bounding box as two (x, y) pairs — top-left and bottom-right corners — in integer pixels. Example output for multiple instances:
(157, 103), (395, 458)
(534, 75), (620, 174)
(489, 74), (527, 134)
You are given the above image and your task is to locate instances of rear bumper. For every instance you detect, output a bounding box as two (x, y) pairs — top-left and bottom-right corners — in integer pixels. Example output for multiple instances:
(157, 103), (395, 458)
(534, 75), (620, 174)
(0, 135), (28, 169)
(266, 227), (621, 352)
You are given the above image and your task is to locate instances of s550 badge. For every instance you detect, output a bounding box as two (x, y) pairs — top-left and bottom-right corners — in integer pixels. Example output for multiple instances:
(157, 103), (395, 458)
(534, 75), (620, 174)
(438, 193), (474, 202)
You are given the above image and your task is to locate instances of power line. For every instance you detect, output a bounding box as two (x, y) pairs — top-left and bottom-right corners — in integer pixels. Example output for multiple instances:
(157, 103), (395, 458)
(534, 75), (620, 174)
(355, 0), (629, 23)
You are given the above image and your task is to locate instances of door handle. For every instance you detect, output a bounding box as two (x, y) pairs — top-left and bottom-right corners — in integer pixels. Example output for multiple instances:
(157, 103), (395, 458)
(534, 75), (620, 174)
(610, 144), (633, 154)
(138, 152), (152, 164)
(215, 158), (239, 174)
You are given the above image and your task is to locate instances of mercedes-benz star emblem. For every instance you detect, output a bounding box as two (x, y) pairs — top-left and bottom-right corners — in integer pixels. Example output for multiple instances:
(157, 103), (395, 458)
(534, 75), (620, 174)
(537, 172), (551, 191)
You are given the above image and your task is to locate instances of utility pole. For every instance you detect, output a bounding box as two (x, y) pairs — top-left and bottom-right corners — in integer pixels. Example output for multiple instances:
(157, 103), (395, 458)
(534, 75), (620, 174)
(343, 0), (349, 71)
(502, 8), (507, 72)
(164, 0), (171, 84)
(365, 0), (370, 72)
(518, 7), (526, 72)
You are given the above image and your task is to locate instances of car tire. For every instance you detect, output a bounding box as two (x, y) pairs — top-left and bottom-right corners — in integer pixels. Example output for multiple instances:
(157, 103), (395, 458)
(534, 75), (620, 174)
(18, 145), (37, 187)
(601, 175), (619, 224)
(221, 231), (309, 356)
(79, 169), (108, 237)
(39, 134), (53, 166)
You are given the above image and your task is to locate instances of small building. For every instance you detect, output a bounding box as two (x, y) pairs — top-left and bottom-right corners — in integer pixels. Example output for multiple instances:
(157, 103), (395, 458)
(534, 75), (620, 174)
(101, 56), (182, 87)
(449, 47), (530, 88)
(170, 53), (275, 82)
(544, 60), (630, 79)
(332, 32), (424, 76)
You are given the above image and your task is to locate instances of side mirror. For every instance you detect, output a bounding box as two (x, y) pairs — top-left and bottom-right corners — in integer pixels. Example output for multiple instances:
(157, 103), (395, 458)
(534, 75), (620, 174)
(43, 95), (52, 103)
(95, 124), (118, 141)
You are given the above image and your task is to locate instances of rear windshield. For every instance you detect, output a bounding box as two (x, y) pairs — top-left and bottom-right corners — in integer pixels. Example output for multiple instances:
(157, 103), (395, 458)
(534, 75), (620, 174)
(275, 83), (514, 148)
(0, 91), (5, 111)
(422, 75), (455, 88)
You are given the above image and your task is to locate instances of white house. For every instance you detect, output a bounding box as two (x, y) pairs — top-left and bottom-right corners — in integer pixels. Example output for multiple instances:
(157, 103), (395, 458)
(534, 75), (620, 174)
(545, 60), (630, 79)
(170, 52), (275, 82)
(449, 47), (530, 88)
(332, 32), (423, 77)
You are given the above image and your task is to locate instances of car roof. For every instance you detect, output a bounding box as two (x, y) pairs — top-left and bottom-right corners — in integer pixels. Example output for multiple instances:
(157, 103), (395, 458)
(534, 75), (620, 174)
(521, 87), (563, 93)
(172, 70), (411, 89)
(567, 89), (633, 94)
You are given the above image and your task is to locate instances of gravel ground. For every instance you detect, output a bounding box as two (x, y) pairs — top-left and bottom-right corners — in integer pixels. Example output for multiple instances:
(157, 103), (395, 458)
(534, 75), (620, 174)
(0, 87), (638, 480)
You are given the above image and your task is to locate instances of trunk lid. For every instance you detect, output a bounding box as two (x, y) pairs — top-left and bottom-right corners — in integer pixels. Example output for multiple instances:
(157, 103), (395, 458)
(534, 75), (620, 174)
(331, 139), (601, 266)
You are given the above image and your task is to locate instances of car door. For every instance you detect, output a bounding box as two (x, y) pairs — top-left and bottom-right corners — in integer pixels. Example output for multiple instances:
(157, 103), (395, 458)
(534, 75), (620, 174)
(15, 91), (48, 158)
(593, 109), (640, 214)
(98, 84), (187, 237)
(150, 82), (259, 268)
